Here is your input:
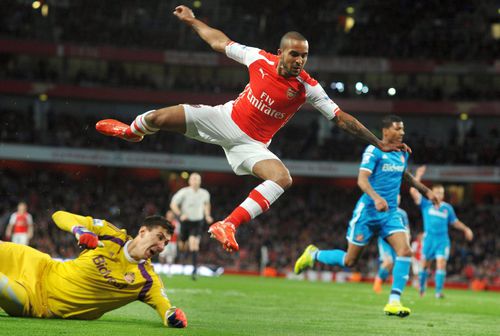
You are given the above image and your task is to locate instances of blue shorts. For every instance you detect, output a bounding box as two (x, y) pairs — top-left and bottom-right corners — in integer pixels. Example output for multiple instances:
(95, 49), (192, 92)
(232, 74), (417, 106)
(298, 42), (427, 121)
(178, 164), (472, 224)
(422, 234), (450, 261)
(346, 201), (407, 246)
(378, 237), (396, 262)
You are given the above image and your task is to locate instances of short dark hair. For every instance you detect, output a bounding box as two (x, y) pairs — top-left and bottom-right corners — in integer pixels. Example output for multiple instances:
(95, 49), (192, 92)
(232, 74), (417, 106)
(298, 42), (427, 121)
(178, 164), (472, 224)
(280, 31), (307, 49)
(142, 215), (174, 235)
(381, 115), (403, 130)
(432, 184), (444, 190)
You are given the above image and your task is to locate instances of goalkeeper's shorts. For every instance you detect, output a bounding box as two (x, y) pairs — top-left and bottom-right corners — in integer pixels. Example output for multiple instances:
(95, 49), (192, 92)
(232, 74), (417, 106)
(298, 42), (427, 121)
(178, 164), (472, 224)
(0, 242), (54, 317)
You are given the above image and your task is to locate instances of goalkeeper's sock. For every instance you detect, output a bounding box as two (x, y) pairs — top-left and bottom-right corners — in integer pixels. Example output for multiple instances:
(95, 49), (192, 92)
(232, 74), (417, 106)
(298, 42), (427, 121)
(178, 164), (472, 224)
(316, 250), (346, 267)
(130, 110), (160, 137)
(0, 272), (28, 316)
(389, 256), (411, 303)
(225, 180), (284, 228)
(419, 269), (428, 294)
(378, 266), (391, 281)
(435, 269), (446, 295)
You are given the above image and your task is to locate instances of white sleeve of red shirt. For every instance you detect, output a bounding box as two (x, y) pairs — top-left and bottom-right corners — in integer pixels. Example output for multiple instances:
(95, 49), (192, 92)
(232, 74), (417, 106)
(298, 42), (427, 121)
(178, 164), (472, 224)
(8, 213), (16, 225)
(225, 41), (264, 67)
(304, 80), (340, 120)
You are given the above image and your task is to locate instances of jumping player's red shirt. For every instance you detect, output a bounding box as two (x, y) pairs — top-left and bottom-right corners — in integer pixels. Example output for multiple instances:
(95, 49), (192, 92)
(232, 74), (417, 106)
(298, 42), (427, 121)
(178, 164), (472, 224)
(9, 211), (33, 234)
(226, 42), (340, 144)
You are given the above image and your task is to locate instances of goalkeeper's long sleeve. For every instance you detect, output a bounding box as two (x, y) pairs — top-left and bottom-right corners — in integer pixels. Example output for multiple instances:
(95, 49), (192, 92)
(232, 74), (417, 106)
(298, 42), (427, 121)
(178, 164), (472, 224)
(52, 211), (92, 233)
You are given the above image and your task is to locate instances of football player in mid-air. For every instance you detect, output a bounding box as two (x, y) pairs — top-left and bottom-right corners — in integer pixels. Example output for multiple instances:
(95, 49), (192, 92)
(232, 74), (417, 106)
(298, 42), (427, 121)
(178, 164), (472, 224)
(96, 5), (410, 253)
(295, 115), (439, 317)
(0, 211), (187, 328)
(409, 165), (474, 298)
(373, 195), (411, 294)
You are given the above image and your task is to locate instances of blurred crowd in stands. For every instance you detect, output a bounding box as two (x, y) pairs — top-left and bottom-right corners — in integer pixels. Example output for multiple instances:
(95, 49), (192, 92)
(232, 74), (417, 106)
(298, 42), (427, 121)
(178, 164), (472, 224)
(1, 0), (497, 61)
(1, 108), (499, 165)
(1, 54), (498, 101)
(0, 168), (498, 286)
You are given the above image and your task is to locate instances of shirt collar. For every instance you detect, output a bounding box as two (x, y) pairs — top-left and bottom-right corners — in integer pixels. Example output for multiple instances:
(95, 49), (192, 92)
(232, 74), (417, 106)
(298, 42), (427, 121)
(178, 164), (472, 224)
(124, 240), (145, 264)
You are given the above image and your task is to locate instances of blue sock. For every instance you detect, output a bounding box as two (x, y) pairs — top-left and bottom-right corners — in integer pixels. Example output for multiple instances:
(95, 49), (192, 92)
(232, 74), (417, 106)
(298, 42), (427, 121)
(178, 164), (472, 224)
(378, 266), (390, 281)
(316, 250), (346, 267)
(389, 256), (411, 302)
(435, 270), (446, 294)
(419, 269), (428, 293)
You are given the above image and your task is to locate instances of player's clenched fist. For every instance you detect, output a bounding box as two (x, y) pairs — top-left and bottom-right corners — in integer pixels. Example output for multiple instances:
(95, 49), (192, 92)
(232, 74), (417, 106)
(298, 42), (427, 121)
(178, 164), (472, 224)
(173, 5), (195, 22)
(72, 226), (103, 249)
(166, 307), (187, 328)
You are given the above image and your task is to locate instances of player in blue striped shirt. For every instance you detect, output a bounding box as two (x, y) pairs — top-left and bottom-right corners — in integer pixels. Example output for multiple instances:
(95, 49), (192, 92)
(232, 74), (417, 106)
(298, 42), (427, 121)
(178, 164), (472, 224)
(409, 165), (473, 298)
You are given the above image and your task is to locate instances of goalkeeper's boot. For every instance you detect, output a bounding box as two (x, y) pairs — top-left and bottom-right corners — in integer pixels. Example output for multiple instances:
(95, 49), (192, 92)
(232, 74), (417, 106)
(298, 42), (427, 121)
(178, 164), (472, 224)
(208, 221), (239, 252)
(96, 119), (143, 142)
(294, 244), (318, 274)
(435, 293), (445, 299)
(373, 277), (383, 294)
(383, 301), (411, 317)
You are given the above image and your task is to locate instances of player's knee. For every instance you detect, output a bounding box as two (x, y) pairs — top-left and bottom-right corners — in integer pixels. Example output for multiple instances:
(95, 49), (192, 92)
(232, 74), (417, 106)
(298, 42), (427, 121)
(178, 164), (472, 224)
(396, 247), (412, 258)
(273, 173), (293, 190)
(344, 256), (358, 267)
(148, 105), (181, 128)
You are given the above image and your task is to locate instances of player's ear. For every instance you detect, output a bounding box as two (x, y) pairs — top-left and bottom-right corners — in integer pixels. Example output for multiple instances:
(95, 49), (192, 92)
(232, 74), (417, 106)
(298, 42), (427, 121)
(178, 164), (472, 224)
(277, 48), (283, 56)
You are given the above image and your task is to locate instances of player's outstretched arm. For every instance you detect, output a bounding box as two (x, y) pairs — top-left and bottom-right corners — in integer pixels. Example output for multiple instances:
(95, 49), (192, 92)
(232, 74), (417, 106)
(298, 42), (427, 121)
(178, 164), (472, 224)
(407, 166), (427, 205)
(144, 273), (187, 328)
(403, 170), (438, 206)
(52, 211), (103, 249)
(452, 220), (474, 241)
(333, 110), (412, 153)
(173, 5), (231, 53)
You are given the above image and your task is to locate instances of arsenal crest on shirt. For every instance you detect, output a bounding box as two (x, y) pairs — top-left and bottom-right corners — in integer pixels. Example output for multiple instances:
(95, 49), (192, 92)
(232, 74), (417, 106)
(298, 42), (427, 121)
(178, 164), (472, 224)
(287, 87), (298, 99)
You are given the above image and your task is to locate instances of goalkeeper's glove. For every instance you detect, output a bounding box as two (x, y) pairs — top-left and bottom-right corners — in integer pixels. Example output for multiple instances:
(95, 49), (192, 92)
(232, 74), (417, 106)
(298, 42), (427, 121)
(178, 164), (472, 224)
(72, 226), (103, 249)
(166, 307), (187, 328)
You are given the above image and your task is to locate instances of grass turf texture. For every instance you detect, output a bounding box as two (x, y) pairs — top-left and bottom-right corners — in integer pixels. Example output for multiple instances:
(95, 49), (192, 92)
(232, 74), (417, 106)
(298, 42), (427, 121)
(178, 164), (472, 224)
(1, 275), (498, 336)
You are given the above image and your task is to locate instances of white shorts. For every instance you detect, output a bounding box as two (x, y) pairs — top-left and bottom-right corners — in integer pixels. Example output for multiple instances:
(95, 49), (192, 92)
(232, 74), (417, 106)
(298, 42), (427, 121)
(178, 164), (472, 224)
(159, 241), (177, 259)
(183, 102), (280, 175)
(12, 233), (29, 245)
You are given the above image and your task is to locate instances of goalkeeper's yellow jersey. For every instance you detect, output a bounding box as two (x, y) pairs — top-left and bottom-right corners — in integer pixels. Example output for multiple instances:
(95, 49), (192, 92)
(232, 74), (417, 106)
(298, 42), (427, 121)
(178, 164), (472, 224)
(43, 211), (173, 324)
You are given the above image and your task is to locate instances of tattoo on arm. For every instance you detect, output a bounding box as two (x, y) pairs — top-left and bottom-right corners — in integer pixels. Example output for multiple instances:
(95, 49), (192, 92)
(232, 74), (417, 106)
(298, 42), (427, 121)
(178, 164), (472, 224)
(334, 111), (381, 148)
(404, 171), (430, 195)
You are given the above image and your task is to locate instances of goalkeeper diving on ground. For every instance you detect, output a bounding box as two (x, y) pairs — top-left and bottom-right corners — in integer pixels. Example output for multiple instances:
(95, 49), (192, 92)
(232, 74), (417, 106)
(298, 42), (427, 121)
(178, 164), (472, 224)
(0, 211), (187, 328)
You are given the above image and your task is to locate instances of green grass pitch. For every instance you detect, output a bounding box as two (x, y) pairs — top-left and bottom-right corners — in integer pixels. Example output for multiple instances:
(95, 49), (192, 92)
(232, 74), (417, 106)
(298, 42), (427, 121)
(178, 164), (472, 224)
(1, 275), (498, 336)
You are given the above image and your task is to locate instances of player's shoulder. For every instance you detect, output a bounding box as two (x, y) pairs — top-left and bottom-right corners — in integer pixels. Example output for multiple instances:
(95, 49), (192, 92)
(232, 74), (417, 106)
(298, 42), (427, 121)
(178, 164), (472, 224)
(364, 145), (380, 155)
(441, 201), (454, 210)
(176, 187), (189, 194)
(249, 49), (279, 68)
(297, 69), (318, 86)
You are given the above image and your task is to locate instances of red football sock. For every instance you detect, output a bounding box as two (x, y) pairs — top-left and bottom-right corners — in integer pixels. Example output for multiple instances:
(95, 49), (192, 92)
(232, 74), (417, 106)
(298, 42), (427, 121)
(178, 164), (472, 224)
(225, 180), (284, 228)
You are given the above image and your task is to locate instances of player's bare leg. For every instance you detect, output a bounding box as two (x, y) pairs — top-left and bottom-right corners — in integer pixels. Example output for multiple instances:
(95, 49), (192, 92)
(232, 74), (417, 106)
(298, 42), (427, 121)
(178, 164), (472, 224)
(209, 159), (291, 252)
(0, 272), (28, 317)
(96, 105), (187, 141)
